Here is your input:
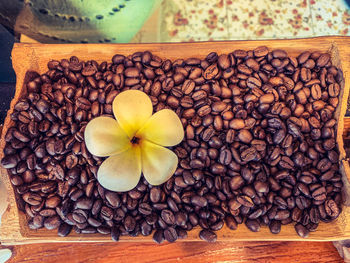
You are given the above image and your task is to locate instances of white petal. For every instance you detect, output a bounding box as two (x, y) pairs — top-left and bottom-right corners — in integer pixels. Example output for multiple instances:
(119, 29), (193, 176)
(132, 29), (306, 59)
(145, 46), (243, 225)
(84, 116), (131, 157)
(97, 147), (141, 192)
(141, 140), (178, 186)
(112, 90), (153, 138)
(137, 109), (184, 147)
(0, 249), (12, 263)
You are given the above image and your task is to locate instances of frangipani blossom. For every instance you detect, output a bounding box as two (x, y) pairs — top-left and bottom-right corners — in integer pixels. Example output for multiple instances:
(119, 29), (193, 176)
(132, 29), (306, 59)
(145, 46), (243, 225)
(84, 90), (184, 192)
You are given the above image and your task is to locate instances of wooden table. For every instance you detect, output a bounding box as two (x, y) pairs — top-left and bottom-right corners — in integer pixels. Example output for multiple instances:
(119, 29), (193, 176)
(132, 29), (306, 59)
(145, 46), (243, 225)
(0, 241), (343, 262)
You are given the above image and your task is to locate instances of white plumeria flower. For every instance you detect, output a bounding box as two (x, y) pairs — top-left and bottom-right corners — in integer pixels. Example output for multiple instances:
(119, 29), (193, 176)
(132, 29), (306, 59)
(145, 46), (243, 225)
(84, 90), (184, 192)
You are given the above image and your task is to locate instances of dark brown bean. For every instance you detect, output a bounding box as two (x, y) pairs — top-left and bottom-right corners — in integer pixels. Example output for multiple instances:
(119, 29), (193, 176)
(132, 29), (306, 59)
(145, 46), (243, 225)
(199, 229), (217, 242)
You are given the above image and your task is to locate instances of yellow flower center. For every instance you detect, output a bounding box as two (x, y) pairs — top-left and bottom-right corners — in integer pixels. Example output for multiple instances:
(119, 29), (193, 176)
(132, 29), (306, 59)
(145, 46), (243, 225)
(130, 136), (141, 145)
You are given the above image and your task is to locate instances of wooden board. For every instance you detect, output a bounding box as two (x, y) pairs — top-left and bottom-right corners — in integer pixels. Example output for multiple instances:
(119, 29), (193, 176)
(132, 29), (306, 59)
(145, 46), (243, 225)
(1, 36), (350, 245)
(0, 242), (343, 263)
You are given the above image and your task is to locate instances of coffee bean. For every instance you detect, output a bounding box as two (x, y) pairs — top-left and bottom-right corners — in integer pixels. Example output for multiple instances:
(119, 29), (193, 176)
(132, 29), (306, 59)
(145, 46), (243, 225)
(229, 119), (245, 130)
(328, 83), (340, 98)
(241, 147), (257, 163)
(197, 105), (211, 117)
(161, 209), (175, 225)
(46, 196), (61, 208)
(149, 187), (161, 203)
(269, 220), (281, 234)
(111, 227), (120, 241)
(325, 199), (340, 218)
(295, 223), (309, 238)
(199, 229), (217, 242)
(272, 49), (287, 59)
(212, 101), (227, 112)
(75, 197), (93, 210)
(254, 46), (269, 57)
(1, 155), (18, 169)
(140, 221), (152, 236)
(238, 129), (253, 144)
(23, 192), (42, 206)
(316, 53), (330, 67)
(245, 219), (260, 232)
(105, 192), (120, 208)
(164, 227), (178, 243)
(58, 223), (72, 237)
(247, 76), (262, 89)
(260, 94), (274, 104)
(138, 203), (152, 215)
(76, 97), (91, 110)
(191, 196), (208, 207)
(218, 54), (230, 70)
(124, 215), (136, 232)
(230, 176), (245, 191)
(219, 149), (232, 165)
(204, 64), (219, 80)
(182, 79), (195, 95)
(44, 216), (61, 230)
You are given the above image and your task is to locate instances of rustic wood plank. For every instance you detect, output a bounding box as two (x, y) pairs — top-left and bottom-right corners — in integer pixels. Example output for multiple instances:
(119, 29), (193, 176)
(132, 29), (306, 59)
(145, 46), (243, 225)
(344, 117), (350, 133)
(1, 36), (350, 244)
(0, 241), (343, 263)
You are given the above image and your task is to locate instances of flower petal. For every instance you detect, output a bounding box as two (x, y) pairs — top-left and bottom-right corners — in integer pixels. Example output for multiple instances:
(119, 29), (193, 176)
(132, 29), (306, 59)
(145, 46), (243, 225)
(113, 90), (153, 138)
(141, 140), (178, 186)
(84, 116), (131, 157)
(137, 109), (184, 147)
(98, 147), (141, 192)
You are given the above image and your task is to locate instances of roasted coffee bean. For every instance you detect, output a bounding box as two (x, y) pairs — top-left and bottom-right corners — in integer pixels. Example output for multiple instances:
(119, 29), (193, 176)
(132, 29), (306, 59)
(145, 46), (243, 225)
(161, 209), (175, 225)
(152, 229), (164, 244)
(238, 129), (253, 144)
(111, 227), (120, 242)
(241, 147), (257, 162)
(105, 192), (120, 208)
(191, 196), (208, 207)
(139, 203), (152, 215)
(58, 223), (72, 237)
(254, 46), (269, 57)
(229, 119), (245, 129)
(164, 227), (178, 243)
(23, 192), (42, 206)
(245, 219), (260, 232)
(269, 220), (281, 234)
(204, 64), (219, 80)
(219, 149), (232, 165)
(199, 229), (217, 242)
(325, 199), (340, 218)
(316, 53), (330, 67)
(46, 196), (61, 208)
(1, 155), (18, 169)
(44, 216), (61, 230)
(295, 223), (309, 238)
(230, 176), (245, 191)
(124, 215), (136, 232)
(75, 197), (93, 210)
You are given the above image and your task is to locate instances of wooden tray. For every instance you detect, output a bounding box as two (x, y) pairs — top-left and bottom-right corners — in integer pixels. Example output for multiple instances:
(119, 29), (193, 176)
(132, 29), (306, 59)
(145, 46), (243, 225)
(1, 36), (350, 245)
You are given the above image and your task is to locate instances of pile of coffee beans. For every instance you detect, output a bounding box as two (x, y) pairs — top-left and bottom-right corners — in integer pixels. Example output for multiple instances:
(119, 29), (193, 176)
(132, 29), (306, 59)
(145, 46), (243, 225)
(1, 47), (344, 242)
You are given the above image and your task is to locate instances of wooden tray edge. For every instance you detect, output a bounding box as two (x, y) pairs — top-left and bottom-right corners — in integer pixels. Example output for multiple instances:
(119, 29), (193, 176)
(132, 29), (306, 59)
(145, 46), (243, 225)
(2, 36), (350, 244)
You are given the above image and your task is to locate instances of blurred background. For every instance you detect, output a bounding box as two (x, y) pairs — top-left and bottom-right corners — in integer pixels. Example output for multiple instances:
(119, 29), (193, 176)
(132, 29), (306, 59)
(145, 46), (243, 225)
(0, 0), (349, 43)
(0, 0), (350, 122)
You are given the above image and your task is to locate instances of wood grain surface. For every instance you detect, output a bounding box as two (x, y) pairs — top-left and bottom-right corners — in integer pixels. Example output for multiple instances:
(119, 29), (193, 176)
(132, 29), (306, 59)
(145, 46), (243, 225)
(1, 36), (350, 245)
(0, 241), (343, 263)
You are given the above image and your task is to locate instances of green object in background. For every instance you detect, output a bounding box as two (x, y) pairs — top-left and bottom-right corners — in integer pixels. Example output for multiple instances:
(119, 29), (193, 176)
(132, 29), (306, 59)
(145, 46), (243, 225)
(0, 0), (161, 43)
